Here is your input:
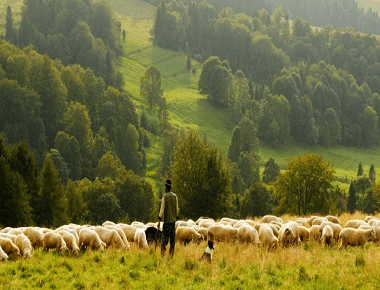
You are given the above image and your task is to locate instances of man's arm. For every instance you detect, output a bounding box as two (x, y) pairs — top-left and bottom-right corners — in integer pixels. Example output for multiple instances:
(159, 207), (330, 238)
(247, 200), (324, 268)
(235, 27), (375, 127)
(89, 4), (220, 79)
(158, 196), (165, 221)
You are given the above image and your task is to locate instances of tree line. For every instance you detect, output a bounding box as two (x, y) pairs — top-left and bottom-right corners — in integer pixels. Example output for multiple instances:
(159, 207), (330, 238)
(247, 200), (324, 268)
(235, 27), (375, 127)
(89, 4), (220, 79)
(148, 0), (380, 35)
(4, 0), (123, 88)
(153, 1), (380, 148)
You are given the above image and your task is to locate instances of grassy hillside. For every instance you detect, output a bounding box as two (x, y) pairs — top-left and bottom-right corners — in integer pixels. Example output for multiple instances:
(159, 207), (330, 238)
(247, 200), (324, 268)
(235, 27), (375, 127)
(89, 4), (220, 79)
(114, 0), (380, 194)
(357, 0), (380, 12)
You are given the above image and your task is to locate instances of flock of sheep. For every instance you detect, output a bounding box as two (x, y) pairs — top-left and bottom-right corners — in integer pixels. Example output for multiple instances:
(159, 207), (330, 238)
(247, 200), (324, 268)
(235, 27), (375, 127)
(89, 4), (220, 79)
(0, 214), (379, 261)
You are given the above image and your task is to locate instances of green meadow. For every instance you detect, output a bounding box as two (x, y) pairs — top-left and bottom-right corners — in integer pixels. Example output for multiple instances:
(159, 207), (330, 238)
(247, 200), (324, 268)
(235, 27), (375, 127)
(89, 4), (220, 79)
(2, 212), (380, 289)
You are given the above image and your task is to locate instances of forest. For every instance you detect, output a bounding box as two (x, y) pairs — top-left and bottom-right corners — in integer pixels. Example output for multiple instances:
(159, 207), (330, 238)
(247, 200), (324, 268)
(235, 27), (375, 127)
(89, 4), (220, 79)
(154, 1), (380, 148)
(1, 0), (380, 228)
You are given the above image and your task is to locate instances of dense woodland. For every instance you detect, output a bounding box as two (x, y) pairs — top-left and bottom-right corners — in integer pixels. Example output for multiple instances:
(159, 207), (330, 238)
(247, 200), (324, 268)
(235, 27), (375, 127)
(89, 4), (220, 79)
(1, 0), (380, 227)
(154, 1), (380, 149)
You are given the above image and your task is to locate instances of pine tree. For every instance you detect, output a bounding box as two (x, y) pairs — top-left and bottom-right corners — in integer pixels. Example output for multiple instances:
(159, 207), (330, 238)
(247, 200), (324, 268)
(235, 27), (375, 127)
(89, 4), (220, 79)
(186, 54), (191, 71)
(347, 182), (356, 214)
(262, 158), (281, 184)
(5, 6), (17, 45)
(357, 163), (363, 177)
(38, 153), (69, 227)
(369, 164), (376, 183)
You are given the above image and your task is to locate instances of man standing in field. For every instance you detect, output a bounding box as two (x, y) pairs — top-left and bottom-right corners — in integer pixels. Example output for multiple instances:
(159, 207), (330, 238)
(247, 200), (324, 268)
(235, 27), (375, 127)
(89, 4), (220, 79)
(158, 179), (179, 258)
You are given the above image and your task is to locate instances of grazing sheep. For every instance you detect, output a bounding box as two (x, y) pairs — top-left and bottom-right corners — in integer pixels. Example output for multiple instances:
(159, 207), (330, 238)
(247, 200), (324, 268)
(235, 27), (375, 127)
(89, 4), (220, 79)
(176, 226), (204, 245)
(0, 227), (12, 233)
(0, 233), (16, 244)
(307, 216), (322, 227)
(319, 221), (342, 243)
(232, 220), (246, 228)
(175, 221), (188, 229)
(92, 227), (126, 250)
(339, 228), (375, 250)
(7, 229), (23, 236)
(134, 228), (149, 249)
(268, 224), (279, 237)
(364, 216), (377, 223)
(344, 219), (367, 229)
(295, 218), (309, 227)
(15, 234), (33, 258)
(261, 215), (282, 224)
(58, 230), (80, 255)
(325, 215), (342, 225)
(270, 220), (282, 228)
(278, 222), (301, 247)
(258, 224), (278, 251)
(312, 218), (325, 226)
(0, 237), (20, 257)
(102, 221), (116, 227)
(22, 227), (44, 249)
(207, 225), (238, 243)
(78, 228), (106, 251)
(104, 225), (130, 250)
(0, 246), (8, 261)
(131, 221), (145, 228)
(298, 226), (310, 242)
(368, 219), (380, 227)
(237, 225), (260, 246)
(358, 225), (380, 243)
(42, 232), (68, 253)
(321, 225), (333, 248)
(196, 227), (208, 240)
(309, 225), (322, 243)
(121, 225), (137, 243)
(244, 220), (256, 227)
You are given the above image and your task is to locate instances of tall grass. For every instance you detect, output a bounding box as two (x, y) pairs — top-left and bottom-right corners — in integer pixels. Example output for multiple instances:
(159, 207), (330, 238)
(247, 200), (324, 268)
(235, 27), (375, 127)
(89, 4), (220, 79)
(2, 218), (380, 289)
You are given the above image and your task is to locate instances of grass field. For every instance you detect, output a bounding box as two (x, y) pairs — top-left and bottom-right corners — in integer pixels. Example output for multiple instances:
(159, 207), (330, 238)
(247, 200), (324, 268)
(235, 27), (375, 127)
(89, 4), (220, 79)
(2, 213), (380, 289)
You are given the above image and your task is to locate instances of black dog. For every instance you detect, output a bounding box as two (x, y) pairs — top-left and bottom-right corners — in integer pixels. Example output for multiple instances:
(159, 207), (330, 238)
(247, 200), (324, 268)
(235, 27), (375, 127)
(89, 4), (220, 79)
(199, 240), (214, 263)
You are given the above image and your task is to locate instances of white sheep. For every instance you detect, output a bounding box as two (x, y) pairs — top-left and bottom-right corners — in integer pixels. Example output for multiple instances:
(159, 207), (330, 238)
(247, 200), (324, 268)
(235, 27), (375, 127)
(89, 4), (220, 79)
(15, 234), (33, 258)
(344, 219), (368, 229)
(325, 215), (342, 225)
(309, 225), (321, 243)
(319, 221), (342, 243)
(0, 245), (8, 261)
(258, 223), (278, 251)
(0, 237), (20, 258)
(207, 225), (238, 243)
(7, 228), (23, 236)
(104, 225), (130, 249)
(42, 232), (68, 253)
(358, 225), (380, 243)
(237, 225), (260, 246)
(22, 227), (44, 249)
(102, 221), (117, 227)
(0, 233), (17, 244)
(196, 227), (208, 240)
(134, 228), (149, 249)
(339, 228), (375, 250)
(78, 228), (106, 251)
(92, 226), (126, 250)
(176, 226), (204, 245)
(58, 230), (80, 255)
(121, 225), (137, 243)
(278, 222), (301, 247)
(298, 226), (310, 242)
(261, 215), (282, 224)
(321, 225), (333, 248)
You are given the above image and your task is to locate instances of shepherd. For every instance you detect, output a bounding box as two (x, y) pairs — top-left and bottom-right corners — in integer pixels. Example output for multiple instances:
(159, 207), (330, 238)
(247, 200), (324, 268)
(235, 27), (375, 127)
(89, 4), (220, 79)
(157, 179), (179, 258)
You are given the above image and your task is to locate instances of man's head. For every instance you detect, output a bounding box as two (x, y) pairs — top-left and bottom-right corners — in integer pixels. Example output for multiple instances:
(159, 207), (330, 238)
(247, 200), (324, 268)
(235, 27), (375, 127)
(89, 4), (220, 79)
(164, 179), (172, 192)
